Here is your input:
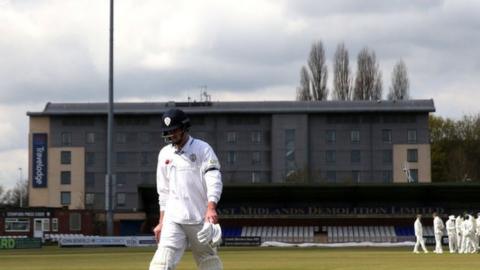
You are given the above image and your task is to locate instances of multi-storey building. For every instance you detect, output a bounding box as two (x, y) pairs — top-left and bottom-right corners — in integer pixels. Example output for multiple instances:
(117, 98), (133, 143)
(27, 100), (435, 233)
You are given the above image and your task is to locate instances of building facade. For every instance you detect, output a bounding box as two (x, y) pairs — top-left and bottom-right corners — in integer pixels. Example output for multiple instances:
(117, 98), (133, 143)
(27, 100), (435, 233)
(0, 207), (95, 238)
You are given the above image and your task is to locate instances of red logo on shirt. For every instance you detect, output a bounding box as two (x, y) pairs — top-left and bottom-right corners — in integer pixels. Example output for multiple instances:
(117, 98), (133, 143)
(165, 159), (171, 165)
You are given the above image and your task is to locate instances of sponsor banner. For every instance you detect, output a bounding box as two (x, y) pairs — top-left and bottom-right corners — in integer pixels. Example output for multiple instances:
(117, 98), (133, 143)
(32, 133), (48, 188)
(0, 238), (15, 249)
(217, 206), (446, 218)
(59, 236), (157, 247)
(125, 236), (156, 247)
(0, 238), (42, 249)
(135, 236), (157, 247)
(4, 211), (51, 217)
(222, 237), (261, 247)
(261, 241), (416, 248)
(60, 237), (127, 247)
(424, 236), (449, 246)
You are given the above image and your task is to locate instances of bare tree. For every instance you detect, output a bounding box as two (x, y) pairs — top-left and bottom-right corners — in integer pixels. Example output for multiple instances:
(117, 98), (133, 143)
(353, 47), (383, 100)
(1, 180), (28, 207)
(308, 41), (328, 100)
(296, 66), (312, 101)
(0, 185), (4, 205)
(332, 43), (352, 100)
(388, 59), (410, 100)
(373, 70), (383, 100)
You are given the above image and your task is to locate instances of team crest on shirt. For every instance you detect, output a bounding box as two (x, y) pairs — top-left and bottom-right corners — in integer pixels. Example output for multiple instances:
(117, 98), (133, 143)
(164, 117), (171, 126)
(189, 154), (197, 162)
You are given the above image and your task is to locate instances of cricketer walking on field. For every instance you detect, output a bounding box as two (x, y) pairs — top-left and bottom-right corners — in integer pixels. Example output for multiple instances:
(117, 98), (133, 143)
(149, 109), (223, 270)
(413, 214), (428, 253)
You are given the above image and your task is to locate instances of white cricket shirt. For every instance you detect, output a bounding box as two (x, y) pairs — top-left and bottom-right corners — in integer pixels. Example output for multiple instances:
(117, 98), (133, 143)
(156, 136), (223, 224)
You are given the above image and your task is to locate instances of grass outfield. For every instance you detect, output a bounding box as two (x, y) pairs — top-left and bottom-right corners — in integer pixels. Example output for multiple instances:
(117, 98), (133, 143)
(1, 246), (479, 270)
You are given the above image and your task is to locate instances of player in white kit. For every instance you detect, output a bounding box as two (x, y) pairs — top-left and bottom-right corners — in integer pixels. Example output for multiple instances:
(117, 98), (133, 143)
(413, 214), (428, 253)
(433, 212), (445, 254)
(445, 215), (457, 253)
(149, 109), (223, 270)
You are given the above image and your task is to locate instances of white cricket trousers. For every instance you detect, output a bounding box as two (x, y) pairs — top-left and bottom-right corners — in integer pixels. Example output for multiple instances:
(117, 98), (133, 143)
(447, 233), (457, 253)
(414, 235), (428, 253)
(434, 233), (443, 253)
(150, 219), (220, 269)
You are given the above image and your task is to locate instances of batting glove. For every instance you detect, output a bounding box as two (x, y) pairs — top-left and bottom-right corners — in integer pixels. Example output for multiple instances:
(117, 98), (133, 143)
(197, 222), (222, 247)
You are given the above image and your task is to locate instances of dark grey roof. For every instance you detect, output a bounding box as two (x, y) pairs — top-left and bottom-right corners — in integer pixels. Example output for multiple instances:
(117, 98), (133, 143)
(27, 99), (435, 116)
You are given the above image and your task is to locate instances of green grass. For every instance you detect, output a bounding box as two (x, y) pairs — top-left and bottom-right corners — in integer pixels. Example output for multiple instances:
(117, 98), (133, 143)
(1, 246), (479, 270)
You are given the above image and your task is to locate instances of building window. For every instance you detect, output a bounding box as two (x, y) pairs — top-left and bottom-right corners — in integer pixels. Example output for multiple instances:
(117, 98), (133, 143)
(383, 170), (393, 183)
(61, 132), (72, 146)
(116, 173), (126, 188)
(60, 171), (71, 185)
(42, 218), (50, 232)
(227, 116), (260, 125)
(140, 172), (149, 184)
(69, 213), (81, 231)
(141, 172), (155, 184)
(326, 130), (336, 144)
(407, 149), (418, 162)
(116, 116), (149, 126)
(141, 152), (150, 166)
(86, 132), (95, 144)
(61, 151), (71, 165)
(227, 151), (236, 165)
(190, 116), (205, 126)
(227, 132), (237, 143)
(116, 133), (127, 144)
(326, 171), (336, 183)
(410, 169), (419, 183)
(116, 152), (128, 165)
(5, 218), (30, 232)
(382, 129), (392, 143)
(352, 171), (361, 183)
(126, 133), (137, 143)
(252, 151), (261, 165)
(285, 129), (296, 178)
(351, 150), (361, 163)
(408, 129), (417, 143)
(85, 172), (95, 188)
(85, 193), (95, 205)
(252, 171), (261, 183)
(350, 130), (360, 144)
(51, 218), (58, 232)
(383, 150), (392, 164)
(62, 117), (94, 126)
(86, 152), (95, 167)
(61, 192), (71, 205)
(326, 150), (336, 164)
(139, 132), (152, 144)
(251, 131), (262, 144)
(117, 193), (126, 207)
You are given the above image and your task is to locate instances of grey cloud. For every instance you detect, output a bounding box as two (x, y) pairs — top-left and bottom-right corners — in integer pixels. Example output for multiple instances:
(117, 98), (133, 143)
(200, 24), (310, 67)
(0, 29), (109, 104)
(115, 61), (299, 99)
(0, 0), (479, 115)
(286, 0), (443, 17)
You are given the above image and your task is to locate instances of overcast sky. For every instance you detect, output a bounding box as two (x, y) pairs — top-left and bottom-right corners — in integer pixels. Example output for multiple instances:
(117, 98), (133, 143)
(0, 0), (479, 189)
